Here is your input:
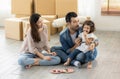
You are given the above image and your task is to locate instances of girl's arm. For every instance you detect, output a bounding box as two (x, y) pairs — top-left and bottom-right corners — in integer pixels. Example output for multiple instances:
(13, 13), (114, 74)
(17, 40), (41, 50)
(83, 32), (90, 45)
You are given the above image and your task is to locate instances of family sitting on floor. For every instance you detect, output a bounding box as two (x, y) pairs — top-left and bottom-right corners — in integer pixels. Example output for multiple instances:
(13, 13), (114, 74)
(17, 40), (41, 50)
(18, 12), (99, 71)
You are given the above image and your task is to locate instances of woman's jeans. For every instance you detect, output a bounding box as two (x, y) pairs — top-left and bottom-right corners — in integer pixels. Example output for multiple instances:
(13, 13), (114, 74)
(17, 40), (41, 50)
(51, 46), (97, 65)
(18, 53), (61, 67)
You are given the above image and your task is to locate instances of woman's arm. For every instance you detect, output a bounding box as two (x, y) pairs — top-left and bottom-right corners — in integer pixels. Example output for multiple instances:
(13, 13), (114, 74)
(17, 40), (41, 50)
(27, 29), (51, 60)
(34, 50), (45, 59)
(35, 50), (51, 60)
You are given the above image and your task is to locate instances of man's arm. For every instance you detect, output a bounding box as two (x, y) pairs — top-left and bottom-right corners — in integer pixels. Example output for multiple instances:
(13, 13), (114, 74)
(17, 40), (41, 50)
(70, 38), (81, 52)
(60, 35), (71, 53)
(60, 35), (81, 53)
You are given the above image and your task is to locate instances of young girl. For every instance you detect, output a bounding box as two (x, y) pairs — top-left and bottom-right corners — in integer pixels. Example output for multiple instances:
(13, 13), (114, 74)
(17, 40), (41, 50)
(18, 13), (60, 69)
(64, 20), (99, 69)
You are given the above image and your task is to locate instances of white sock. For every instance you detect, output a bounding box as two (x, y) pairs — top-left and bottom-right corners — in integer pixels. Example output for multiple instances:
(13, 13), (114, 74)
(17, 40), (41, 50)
(74, 61), (80, 66)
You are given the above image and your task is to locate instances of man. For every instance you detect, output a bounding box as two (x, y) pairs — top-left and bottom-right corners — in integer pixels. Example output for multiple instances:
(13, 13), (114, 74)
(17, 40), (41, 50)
(51, 12), (98, 68)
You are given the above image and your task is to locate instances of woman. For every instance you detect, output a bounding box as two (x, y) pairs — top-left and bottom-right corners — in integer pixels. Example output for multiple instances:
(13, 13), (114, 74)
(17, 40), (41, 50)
(18, 13), (60, 69)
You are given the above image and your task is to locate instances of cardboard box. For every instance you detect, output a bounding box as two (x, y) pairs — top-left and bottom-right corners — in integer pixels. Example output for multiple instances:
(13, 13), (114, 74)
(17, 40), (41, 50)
(58, 26), (67, 33)
(56, 0), (78, 18)
(5, 18), (23, 40)
(41, 15), (58, 35)
(22, 20), (30, 39)
(43, 20), (51, 41)
(34, 0), (55, 15)
(11, 0), (34, 15)
(15, 14), (30, 18)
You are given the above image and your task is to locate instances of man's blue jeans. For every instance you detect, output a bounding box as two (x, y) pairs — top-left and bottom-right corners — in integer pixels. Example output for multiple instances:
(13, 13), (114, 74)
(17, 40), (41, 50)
(68, 49), (82, 60)
(51, 46), (97, 65)
(51, 46), (85, 65)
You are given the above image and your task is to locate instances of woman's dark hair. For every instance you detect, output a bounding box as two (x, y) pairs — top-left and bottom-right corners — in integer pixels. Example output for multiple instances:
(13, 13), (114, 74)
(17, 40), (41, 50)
(65, 12), (77, 23)
(82, 20), (95, 33)
(30, 13), (41, 42)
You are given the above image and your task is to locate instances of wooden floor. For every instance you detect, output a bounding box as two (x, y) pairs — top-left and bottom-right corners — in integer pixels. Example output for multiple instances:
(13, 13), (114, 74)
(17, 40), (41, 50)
(0, 27), (120, 79)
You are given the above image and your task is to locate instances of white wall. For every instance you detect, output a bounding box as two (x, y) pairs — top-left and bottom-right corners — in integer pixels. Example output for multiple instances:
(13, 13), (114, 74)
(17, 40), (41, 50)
(0, 0), (14, 27)
(94, 0), (120, 31)
(78, 0), (120, 31)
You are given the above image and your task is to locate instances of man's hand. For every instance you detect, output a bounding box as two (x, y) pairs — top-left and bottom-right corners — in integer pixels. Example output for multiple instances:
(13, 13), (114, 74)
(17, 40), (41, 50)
(69, 38), (81, 52)
(74, 38), (81, 47)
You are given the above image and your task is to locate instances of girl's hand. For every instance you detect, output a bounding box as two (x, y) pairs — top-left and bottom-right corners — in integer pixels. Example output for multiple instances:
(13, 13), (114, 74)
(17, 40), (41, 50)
(43, 56), (51, 61)
(83, 31), (91, 44)
(88, 43), (95, 51)
(83, 31), (87, 38)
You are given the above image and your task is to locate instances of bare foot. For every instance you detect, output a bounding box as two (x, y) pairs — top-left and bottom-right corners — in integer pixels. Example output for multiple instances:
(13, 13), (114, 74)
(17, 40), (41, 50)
(64, 61), (70, 66)
(25, 58), (40, 69)
(64, 58), (71, 66)
(87, 62), (92, 69)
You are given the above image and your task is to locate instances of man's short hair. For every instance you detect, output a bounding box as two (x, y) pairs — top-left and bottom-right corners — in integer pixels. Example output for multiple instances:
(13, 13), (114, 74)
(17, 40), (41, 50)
(65, 12), (77, 23)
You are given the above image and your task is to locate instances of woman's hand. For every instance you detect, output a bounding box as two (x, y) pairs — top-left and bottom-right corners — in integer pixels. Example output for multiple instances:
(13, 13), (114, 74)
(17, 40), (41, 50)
(43, 56), (52, 61)
(47, 49), (57, 56)
(49, 52), (57, 56)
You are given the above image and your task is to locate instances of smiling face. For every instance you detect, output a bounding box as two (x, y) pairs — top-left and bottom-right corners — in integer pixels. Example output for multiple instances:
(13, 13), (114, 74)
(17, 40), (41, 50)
(82, 20), (95, 34)
(83, 25), (91, 33)
(36, 17), (43, 28)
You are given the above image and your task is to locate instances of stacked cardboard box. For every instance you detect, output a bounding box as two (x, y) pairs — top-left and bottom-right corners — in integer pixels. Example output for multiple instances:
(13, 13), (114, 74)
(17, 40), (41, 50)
(34, 0), (55, 15)
(58, 25), (67, 32)
(11, 0), (79, 36)
(15, 15), (30, 18)
(5, 17), (50, 41)
(22, 20), (30, 39)
(56, 0), (78, 18)
(43, 20), (51, 41)
(11, 0), (34, 17)
(55, 0), (78, 32)
(41, 15), (58, 35)
(5, 18), (23, 40)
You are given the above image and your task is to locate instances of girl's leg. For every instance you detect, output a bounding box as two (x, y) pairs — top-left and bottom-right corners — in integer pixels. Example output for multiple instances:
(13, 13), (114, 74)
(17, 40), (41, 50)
(76, 52), (85, 64)
(85, 48), (97, 63)
(18, 53), (40, 68)
(64, 49), (81, 66)
(69, 49), (81, 60)
(87, 61), (92, 69)
(39, 56), (61, 66)
(85, 48), (98, 69)
(64, 58), (71, 66)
